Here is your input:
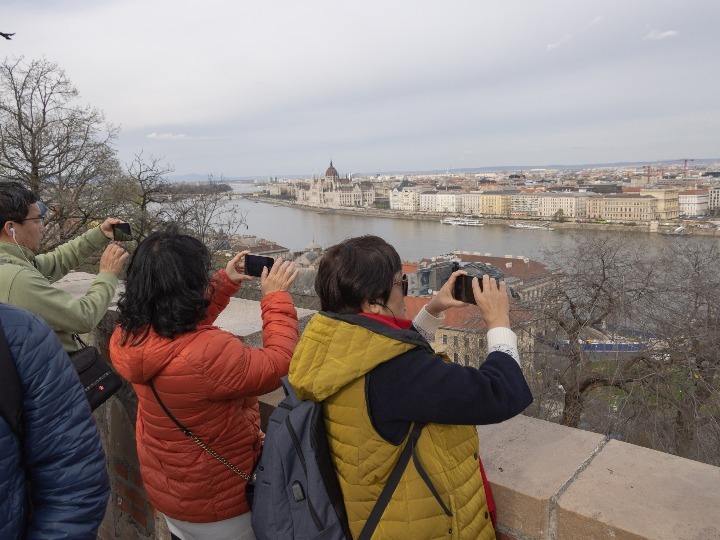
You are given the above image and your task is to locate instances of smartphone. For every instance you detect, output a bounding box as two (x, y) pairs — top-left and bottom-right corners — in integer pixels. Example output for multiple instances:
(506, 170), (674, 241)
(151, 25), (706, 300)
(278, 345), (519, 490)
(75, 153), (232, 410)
(453, 275), (479, 304)
(452, 265), (504, 304)
(244, 254), (275, 277)
(111, 222), (132, 241)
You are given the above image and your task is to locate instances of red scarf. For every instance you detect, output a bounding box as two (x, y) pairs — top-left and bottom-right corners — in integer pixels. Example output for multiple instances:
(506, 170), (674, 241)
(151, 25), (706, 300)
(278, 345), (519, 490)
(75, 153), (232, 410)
(358, 312), (413, 330)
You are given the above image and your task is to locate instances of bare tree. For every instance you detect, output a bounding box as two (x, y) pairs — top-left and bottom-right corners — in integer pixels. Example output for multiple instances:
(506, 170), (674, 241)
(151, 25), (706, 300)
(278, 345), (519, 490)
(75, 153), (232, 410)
(162, 175), (247, 256)
(516, 234), (720, 465)
(119, 152), (175, 240)
(624, 239), (720, 463)
(0, 56), (120, 246)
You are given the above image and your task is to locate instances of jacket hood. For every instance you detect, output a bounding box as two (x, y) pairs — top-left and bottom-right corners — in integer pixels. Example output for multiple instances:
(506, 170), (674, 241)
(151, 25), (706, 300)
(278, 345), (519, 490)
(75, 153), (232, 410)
(110, 326), (213, 384)
(288, 312), (428, 402)
(0, 240), (36, 267)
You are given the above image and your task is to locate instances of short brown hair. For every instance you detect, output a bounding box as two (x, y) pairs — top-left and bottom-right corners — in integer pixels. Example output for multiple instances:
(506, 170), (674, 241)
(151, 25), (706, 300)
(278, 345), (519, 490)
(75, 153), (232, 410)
(315, 235), (402, 313)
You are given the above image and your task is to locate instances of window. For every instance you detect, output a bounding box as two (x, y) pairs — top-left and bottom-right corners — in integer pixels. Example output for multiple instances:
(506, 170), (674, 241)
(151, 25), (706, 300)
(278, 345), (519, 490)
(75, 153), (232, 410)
(453, 336), (458, 346)
(442, 334), (448, 344)
(453, 353), (459, 363)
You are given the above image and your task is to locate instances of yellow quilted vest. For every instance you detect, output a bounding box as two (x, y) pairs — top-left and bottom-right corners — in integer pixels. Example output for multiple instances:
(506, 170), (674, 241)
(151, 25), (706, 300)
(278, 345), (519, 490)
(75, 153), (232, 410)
(289, 313), (495, 540)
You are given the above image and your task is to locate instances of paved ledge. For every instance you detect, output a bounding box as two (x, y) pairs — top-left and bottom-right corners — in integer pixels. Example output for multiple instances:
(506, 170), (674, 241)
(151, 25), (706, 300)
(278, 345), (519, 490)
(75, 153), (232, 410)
(479, 416), (720, 540)
(55, 271), (315, 337)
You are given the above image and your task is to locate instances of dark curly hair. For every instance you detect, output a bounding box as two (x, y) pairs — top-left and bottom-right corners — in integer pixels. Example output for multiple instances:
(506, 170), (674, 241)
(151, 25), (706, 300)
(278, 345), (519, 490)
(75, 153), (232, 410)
(117, 226), (213, 345)
(315, 235), (402, 313)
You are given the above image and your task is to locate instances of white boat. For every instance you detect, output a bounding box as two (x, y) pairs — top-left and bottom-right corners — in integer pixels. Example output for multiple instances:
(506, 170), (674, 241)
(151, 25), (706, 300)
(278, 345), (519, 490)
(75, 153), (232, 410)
(440, 217), (484, 226)
(509, 222), (554, 231)
(662, 226), (685, 236)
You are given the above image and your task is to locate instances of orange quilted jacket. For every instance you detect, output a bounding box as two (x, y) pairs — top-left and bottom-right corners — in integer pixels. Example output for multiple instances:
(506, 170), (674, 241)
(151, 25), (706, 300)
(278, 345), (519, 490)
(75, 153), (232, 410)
(109, 270), (299, 522)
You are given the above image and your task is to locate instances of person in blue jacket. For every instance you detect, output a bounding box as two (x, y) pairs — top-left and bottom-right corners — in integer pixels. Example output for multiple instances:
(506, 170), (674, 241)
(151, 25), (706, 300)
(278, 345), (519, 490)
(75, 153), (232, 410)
(0, 303), (110, 539)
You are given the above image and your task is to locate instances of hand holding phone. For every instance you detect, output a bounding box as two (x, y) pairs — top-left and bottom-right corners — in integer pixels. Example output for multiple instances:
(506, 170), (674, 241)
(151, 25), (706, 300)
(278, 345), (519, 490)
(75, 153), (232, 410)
(244, 254), (275, 277)
(111, 222), (132, 242)
(453, 275), (479, 304)
(452, 264), (504, 304)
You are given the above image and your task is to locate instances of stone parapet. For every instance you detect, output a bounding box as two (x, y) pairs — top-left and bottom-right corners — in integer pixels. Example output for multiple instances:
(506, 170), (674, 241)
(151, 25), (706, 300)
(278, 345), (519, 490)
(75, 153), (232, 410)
(478, 416), (720, 540)
(50, 272), (720, 540)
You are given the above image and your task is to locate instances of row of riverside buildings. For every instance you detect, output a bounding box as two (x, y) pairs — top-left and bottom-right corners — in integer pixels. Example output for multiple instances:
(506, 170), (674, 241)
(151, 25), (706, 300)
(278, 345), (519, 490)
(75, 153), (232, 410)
(268, 161), (720, 223)
(388, 186), (716, 222)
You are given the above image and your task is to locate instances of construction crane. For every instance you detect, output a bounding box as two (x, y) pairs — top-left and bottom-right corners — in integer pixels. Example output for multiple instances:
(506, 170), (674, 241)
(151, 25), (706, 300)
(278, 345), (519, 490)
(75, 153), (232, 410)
(682, 159), (694, 179)
(642, 165), (653, 183)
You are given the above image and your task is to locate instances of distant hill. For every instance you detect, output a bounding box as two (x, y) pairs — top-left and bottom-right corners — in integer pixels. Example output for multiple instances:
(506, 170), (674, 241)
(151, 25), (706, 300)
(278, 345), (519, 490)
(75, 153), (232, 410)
(169, 174), (259, 183)
(171, 158), (720, 181)
(352, 158), (720, 177)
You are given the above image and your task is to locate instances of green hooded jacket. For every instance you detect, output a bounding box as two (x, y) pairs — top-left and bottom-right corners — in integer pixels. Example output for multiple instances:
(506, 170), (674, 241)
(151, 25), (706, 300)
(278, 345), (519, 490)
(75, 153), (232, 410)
(0, 227), (117, 351)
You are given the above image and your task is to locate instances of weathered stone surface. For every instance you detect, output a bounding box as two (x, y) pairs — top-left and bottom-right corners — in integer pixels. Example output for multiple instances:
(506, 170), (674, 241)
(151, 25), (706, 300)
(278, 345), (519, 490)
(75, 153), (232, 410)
(477, 415), (605, 538)
(557, 440), (720, 540)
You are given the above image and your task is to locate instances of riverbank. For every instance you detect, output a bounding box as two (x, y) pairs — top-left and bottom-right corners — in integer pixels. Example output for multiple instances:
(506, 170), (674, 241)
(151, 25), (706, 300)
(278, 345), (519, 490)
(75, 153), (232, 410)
(246, 195), (720, 237)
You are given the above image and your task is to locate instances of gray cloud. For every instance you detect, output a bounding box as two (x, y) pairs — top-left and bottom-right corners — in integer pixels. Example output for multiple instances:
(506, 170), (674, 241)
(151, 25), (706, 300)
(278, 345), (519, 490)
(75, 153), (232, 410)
(644, 29), (679, 41)
(7, 0), (720, 176)
(146, 133), (188, 141)
(547, 34), (573, 50)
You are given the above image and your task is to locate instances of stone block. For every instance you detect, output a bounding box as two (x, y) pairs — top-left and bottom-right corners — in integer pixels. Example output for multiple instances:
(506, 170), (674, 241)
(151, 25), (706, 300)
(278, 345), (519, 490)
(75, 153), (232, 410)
(477, 415), (605, 538)
(557, 440), (720, 540)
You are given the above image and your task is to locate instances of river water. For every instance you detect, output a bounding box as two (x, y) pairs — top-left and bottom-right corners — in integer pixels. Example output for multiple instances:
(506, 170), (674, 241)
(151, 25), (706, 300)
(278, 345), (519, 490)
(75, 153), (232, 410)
(228, 184), (715, 264)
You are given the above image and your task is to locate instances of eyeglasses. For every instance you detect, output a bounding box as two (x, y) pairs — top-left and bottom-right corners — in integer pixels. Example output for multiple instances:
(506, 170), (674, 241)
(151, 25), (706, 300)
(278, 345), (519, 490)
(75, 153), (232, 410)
(21, 201), (47, 224)
(22, 215), (45, 224)
(394, 274), (408, 296)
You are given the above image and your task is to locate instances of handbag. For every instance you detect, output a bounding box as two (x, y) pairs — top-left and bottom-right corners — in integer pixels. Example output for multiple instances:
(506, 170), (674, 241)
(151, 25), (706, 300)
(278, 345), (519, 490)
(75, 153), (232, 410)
(148, 379), (253, 481)
(69, 335), (123, 411)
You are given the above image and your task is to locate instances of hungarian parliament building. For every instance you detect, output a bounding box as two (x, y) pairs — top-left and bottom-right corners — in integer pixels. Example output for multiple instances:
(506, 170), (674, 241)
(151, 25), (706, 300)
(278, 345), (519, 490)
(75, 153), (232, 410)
(294, 161), (375, 208)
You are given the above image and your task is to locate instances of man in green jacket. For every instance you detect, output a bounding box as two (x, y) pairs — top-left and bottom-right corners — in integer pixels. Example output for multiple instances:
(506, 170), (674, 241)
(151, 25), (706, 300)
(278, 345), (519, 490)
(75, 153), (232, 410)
(0, 181), (129, 351)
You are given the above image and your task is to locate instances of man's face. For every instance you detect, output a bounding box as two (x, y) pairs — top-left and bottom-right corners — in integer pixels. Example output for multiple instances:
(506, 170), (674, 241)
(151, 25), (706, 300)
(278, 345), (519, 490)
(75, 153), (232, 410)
(13, 203), (46, 253)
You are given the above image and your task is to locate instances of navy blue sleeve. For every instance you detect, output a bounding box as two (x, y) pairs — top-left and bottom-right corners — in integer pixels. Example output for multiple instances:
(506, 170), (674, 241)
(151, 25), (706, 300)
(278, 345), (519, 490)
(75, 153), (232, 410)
(367, 350), (533, 443)
(14, 312), (110, 539)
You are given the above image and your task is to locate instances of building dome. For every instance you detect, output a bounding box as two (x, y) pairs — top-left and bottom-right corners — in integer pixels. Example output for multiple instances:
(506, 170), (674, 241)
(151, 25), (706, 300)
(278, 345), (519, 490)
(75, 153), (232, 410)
(325, 160), (339, 179)
(306, 240), (322, 252)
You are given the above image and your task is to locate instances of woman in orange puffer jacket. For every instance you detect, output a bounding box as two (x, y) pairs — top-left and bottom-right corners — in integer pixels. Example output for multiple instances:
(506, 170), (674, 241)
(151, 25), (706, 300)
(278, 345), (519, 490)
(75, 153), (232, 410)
(110, 227), (299, 540)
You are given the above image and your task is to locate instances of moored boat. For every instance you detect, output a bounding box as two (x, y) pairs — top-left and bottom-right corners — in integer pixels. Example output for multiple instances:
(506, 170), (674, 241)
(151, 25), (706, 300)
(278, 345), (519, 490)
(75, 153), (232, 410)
(440, 217), (484, 226)
(508, 222), (554, 231)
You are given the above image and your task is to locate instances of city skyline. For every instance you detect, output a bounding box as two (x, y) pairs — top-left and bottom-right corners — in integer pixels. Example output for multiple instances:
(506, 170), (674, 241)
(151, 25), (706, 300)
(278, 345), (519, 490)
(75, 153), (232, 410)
(5, 0), (720, 177)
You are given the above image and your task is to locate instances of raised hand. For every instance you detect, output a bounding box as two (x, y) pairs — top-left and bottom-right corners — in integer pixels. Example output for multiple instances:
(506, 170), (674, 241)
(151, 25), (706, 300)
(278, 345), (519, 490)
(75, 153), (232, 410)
(425, 270), (467, 317)
(225, 251), (253, 284)
(98, 243), (129, 277)
(261, 258), (300, 296)
(472, 274), (510, 329)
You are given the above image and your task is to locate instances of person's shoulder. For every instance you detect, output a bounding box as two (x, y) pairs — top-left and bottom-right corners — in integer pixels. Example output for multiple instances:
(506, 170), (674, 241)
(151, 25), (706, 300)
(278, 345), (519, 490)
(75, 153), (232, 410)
(0, 303), (45, 330)
(0, 304), (57, 370)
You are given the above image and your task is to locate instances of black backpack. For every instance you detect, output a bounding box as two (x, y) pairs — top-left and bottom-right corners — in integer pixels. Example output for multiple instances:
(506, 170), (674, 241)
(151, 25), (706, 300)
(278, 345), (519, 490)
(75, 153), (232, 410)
(249, 376), (430, 540)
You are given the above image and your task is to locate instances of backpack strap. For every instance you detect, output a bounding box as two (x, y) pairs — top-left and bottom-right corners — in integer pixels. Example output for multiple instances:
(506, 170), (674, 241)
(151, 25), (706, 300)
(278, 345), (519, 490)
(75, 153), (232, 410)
(0, 317), (24, 439)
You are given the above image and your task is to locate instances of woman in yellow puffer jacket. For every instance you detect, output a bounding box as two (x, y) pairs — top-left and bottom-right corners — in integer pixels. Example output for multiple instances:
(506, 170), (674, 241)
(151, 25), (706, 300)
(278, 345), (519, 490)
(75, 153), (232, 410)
(289, 235), (533, 540)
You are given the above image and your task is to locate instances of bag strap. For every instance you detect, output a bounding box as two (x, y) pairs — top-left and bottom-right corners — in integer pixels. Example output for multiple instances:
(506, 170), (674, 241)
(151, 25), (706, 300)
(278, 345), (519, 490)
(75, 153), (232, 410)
(358, 421), (451, 540)
(478, 455), (496, 527)
(0, 319), (23, 439)
(72, 333), (88, 349)
(148, 379), (251, 481)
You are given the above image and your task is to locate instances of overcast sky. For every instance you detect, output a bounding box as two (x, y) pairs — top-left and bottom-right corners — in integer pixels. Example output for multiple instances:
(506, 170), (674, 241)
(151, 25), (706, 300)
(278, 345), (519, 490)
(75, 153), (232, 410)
(4, 0), (720, 178)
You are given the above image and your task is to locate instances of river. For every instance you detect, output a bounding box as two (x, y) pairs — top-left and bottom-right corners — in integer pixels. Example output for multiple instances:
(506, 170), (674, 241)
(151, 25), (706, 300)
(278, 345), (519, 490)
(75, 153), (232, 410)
(227, 184), (716, 264)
